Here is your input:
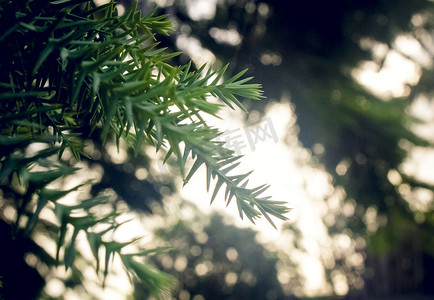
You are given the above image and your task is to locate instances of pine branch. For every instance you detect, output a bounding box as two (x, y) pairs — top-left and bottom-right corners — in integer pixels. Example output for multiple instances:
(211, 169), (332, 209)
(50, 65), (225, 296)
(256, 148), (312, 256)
(164, 121), (290, 229)
(0, 0), (290, 297)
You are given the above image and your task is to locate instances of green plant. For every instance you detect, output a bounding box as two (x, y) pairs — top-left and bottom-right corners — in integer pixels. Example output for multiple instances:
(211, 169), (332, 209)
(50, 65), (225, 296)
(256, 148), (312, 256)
(0, 0), (289, 297)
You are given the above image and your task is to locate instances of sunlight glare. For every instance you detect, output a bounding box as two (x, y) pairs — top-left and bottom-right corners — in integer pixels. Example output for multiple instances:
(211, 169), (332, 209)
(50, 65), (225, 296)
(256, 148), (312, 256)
(352, 51), (420, 99)
(185, 0), (218, 21)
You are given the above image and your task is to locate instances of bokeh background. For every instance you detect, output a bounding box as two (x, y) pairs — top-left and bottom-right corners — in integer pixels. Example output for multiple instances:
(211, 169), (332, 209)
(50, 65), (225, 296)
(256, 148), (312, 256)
(139, 1), (434, 299)
(143, 0), (434, 299)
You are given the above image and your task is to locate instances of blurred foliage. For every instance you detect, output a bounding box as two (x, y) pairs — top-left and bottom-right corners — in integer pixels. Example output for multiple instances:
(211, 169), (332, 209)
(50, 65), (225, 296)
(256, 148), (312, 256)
(148, 202), (285, 300)
(0, 0), (289, 298)
(149, 0), (434, 298)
